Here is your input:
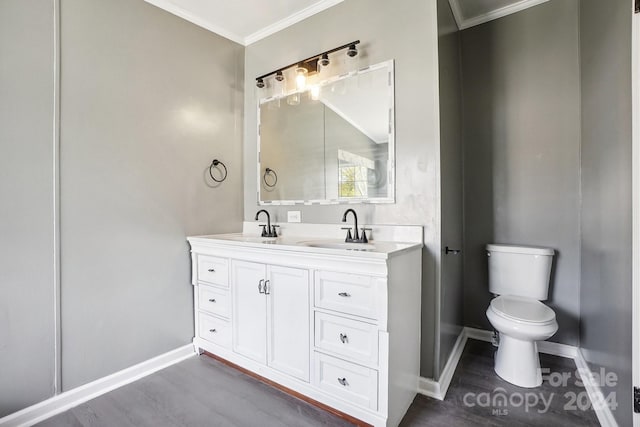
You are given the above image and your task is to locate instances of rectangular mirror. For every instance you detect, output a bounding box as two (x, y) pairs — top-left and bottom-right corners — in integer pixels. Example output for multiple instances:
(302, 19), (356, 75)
(258, 60), (395, 205)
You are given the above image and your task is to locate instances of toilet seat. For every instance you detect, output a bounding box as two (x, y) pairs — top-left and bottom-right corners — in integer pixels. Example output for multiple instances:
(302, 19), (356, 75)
(490, 295), (555, 324)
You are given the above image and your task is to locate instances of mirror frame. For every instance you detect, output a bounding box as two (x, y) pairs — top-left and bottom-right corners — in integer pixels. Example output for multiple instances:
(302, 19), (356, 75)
(257, 60), (395, 206)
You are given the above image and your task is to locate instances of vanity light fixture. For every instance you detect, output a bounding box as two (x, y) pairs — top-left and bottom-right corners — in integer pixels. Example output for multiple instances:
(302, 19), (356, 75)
(346, 44), (358, 58)
(254, 40), (360, 89)
(295, 66), (308, 90)
(319, 53), (330, 67)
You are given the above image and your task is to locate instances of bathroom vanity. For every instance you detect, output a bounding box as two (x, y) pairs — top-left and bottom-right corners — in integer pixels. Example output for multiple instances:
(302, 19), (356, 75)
(187, 223), (422, 427)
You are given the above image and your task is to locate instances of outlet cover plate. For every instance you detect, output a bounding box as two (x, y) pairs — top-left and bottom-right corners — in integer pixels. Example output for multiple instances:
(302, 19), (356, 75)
(287, 211), (301, 223)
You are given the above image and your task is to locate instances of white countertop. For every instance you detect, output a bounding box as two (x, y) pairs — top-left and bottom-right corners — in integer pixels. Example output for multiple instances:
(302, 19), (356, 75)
(187, 232), (422, 259)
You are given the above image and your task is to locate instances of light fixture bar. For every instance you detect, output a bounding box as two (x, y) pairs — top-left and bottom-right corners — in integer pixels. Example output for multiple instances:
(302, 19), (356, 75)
(255, 40), (360, 84)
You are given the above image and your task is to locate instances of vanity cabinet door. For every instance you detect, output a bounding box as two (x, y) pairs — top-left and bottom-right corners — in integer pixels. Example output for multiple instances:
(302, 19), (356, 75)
(231, 260), (267, 364)
(266, 265), (310, 382)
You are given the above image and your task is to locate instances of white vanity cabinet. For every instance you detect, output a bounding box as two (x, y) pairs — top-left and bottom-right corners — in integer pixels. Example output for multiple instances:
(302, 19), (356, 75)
(188, 232), (422, 427)
(231, 260), (310, 381)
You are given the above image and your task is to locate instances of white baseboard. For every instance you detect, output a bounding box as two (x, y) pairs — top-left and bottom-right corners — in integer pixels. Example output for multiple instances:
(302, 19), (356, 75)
(538, 340), (578, 359)
(418, 327), (580, 401)
(574, 350), (619, 427)
(0, 344), (196, 427)
(465, 326), (578, 359)
(417, 376), (442, 400)
(464, 326), (494, 343)
(419, 327), (618, 426)
(418, 327), (468, 400)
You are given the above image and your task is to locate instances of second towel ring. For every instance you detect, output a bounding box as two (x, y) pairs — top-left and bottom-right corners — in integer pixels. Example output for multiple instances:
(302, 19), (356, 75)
(263, 168), (278, 188)
(209, 159), (228, 183)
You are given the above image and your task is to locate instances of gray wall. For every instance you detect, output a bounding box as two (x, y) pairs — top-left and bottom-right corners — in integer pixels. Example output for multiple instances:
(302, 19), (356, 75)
(59, 0), (244, 390)
(579, 0), (633, 424)
(0, 0), (56, 416)
(460, 0), (582, 346)
(243, 0), (441, 378)
(260, 99), (325, 201)
(437, 0), (464, 375)
(1, 0), (245, 411)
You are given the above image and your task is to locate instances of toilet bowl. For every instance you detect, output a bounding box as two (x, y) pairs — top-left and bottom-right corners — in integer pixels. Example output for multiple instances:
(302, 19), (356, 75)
(486, 295), (558, 387)
(485, 244), (557, 388)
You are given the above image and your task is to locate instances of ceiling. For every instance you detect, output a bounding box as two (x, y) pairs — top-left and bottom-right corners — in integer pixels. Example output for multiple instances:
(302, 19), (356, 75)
(145, 0), (552, 46)
(448, 0), (550, 29)
(144, 0), (343, 46)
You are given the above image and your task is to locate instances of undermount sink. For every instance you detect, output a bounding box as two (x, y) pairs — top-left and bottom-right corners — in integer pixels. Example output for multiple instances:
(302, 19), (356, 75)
(299, 241), (377, 251)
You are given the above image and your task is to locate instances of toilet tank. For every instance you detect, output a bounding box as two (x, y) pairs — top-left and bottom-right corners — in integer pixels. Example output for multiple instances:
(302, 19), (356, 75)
(486, 244), (555, 300)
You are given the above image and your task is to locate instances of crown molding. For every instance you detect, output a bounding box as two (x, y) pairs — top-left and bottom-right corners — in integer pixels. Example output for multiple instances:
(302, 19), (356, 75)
(144, 0), (246, 45)
(145, 0), (344, 46)
(448, 0), (551, 30)
(447, 0), (465, 29)
(244, 0), (343, 45)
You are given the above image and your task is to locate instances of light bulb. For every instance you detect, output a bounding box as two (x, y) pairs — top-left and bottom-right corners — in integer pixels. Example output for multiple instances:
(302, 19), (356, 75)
(295, 66), (307, 91)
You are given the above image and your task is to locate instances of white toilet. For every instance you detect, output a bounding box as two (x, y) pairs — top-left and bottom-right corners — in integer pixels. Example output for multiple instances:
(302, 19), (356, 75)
(485, 244), (558, 388)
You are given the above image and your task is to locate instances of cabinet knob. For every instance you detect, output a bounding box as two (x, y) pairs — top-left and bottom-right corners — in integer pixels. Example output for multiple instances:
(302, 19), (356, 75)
(337, 377), (348, 386)
(264, 280), (271, 295)
(208, 268), (216, 273)
(208, 298), (216, 303)
(338, 292), (351, 297)
(340, 333), (348, 344)
(258, 279), (265, 294)
(209, 329), (217, 333)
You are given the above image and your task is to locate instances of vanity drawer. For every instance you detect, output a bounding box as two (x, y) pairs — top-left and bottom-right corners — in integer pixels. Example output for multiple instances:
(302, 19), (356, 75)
(315, 312), (378, 366)
(198, 313), (231, 348)
(313, 352), (378, 410)
(197, 255), (229, 287)
(198, 284), (230, 319)
(315, 271), (378, 319)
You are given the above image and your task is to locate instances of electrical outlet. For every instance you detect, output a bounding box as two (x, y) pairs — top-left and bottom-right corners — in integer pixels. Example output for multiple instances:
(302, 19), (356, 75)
(287, 211), (301, 223)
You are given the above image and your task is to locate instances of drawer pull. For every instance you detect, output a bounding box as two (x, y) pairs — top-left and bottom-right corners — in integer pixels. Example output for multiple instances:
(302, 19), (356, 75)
(209, 328), (217, 333)
(337, 377), (349, 386)
(208, 298), (216, 303)
(207, 268), (215, 272)
(339, 333), (349, 344)
(338, 292), (351, 297)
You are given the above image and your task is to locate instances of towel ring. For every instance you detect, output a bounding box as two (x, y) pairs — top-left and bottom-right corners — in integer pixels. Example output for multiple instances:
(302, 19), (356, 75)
(209, 159), (228, 183)
(263, 168), (278, 188)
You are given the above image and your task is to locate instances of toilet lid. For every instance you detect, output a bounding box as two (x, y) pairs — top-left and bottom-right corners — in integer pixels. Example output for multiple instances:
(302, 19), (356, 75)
(490, 295), (556, 324)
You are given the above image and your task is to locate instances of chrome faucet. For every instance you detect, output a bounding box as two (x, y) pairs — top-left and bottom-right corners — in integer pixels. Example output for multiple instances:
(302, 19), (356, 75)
(341, 209), (370, 243)
(255, 209), (278, 237)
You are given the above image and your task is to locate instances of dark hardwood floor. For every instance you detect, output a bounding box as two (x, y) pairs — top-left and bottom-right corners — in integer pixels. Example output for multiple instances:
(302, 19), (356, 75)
(400, 339), (600, 427)
(38, 355), (353, 427)
(38, 339), (600, 427)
